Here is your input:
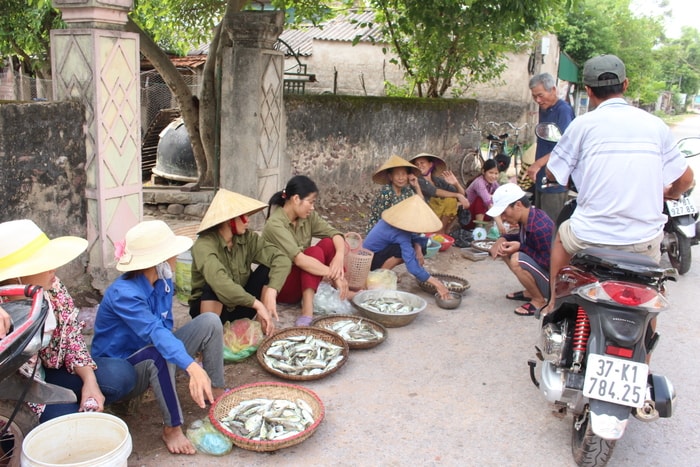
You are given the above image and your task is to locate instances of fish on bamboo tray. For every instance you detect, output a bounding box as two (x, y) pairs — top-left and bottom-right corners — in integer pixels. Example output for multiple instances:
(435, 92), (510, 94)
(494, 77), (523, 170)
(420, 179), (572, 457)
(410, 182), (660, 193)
(416, 273), (470, 295)
(311, 314), (387, 350)
(256, 327), (349, 381)
(210, 382), (324, 452)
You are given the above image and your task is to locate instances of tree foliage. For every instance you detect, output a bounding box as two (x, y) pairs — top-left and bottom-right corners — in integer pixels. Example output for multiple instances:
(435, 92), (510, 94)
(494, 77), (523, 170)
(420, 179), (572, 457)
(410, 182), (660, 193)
(367, 0), (566, 97)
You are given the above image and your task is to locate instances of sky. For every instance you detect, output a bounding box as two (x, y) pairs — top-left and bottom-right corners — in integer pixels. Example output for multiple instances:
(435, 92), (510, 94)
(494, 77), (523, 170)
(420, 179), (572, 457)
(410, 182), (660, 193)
(631, 0), (700, 38)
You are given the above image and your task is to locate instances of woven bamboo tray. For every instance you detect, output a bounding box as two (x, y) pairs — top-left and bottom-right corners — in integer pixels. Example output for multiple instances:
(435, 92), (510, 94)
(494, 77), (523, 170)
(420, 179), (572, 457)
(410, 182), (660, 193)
(209, 382), (324, 452)
(417, 273), (471, 295)
(311, 314), (388, 350)
(256, 327), (349, 381)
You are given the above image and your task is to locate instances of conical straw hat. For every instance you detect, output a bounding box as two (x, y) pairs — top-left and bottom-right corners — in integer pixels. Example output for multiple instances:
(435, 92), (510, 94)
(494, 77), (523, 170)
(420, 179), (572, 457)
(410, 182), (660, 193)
(197, 189), (268, 234)
(381, 195), (442, 233)
(408, 153), (447, 174)
(371, 155), (420, 185)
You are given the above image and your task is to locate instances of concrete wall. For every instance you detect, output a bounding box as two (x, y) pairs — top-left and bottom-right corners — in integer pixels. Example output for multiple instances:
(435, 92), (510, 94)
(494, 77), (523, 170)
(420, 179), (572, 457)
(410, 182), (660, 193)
(0, 101), (89, 294)
(284, 95), (528, 209)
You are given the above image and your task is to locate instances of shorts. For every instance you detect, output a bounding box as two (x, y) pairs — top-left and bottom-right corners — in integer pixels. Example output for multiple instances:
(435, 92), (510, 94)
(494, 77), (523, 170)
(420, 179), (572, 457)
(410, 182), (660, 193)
(558, 219), (662, 263)
(429, 197), (458, 218)
(517, 253), (550, 298)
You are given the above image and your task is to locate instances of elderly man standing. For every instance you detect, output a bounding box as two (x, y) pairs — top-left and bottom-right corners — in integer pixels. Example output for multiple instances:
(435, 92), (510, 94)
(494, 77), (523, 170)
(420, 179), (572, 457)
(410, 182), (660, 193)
(526, 72), (575, 223)
(544, 54), (694, 313)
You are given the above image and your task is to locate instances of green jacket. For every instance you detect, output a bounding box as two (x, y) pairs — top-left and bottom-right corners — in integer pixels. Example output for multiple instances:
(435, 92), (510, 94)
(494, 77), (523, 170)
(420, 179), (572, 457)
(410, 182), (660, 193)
(189, 229), (291, 308)
(261, 208), (342, 260)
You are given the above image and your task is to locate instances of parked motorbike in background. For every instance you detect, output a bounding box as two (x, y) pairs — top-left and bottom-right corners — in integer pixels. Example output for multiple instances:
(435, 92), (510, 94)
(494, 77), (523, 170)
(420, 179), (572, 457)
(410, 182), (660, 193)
(0, 285), (76, 467)
(661, 137), (700, 274)
(527, 123), (700, 467)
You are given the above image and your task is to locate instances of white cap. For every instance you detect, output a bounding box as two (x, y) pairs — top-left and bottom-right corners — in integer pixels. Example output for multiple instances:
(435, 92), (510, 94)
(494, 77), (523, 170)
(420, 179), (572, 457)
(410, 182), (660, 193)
(486, 183), (527, 217)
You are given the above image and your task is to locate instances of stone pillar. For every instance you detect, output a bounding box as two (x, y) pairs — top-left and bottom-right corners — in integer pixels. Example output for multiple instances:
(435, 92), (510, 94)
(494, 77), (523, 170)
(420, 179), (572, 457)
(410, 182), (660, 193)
(51, 0), (141, 289)
(220, 11), (288, 229)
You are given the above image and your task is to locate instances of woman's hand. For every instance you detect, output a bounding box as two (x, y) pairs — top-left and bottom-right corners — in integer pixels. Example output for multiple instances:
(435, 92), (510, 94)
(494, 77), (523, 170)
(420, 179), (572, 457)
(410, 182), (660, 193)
(413, 242), (425, 266)
(74, 366), (106, 412)
(186, 362), (213, 409)
(334, 277), (350, 300)
(456, 193), (470, 209)
(0, 306), (10, 338)
(328, 252), (345, 282)
(260, 287), (279, 323)
(253, 299), (276, 335)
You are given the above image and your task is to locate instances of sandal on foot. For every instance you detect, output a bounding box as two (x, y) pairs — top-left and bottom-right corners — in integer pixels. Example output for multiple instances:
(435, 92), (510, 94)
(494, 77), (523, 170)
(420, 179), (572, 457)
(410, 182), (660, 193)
(506, 290), (530, 301)
(295, 316), (313, 326)
(514, 302), (537, 316)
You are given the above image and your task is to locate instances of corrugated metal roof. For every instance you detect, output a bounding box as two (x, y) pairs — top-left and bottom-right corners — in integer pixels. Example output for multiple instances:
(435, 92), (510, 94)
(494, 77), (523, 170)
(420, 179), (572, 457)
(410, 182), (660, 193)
(311, 10), (382, 43)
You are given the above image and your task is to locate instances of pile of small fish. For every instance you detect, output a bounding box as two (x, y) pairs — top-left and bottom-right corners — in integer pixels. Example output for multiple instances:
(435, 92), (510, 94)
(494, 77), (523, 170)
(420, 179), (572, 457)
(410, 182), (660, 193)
(442, 280), (465, 288)
(320, 318), (384, 344)
(262, 334), (344, 377)
(358, 297), (418, 315)
(217, 397), (315, 441)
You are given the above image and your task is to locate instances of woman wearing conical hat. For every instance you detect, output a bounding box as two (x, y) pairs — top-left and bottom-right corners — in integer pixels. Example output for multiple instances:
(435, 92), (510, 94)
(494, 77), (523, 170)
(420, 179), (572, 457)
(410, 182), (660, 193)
(408, 153), (470, 235)
(0, 219), (135, 422)
(363, 196), (451, 299)
(365, 155), (423, 233)
(189, 189), (292, 334)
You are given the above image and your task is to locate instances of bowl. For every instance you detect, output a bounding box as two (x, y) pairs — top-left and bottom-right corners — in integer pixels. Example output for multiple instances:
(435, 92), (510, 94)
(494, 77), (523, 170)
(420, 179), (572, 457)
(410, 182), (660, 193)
(311, 314), (388, 350)
(431, 233), (455, 251)
(351, 289), (427, 328)
(434, 291), (462, 309)
(417, 273), (470, 295)
(209, 382), (324, 452)
(256, 327), (349, 381)
(424, 239), (441, 259)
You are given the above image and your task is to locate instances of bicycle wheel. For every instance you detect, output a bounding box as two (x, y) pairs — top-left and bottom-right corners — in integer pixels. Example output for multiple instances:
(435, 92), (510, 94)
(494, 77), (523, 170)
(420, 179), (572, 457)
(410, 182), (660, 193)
(461, 150), (483, 187)
(510, 145), (523, 175)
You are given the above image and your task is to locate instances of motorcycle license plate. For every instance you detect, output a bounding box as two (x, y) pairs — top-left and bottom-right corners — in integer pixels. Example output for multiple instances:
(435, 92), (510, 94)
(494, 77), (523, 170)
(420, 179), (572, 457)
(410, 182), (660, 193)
(582, 354), (648, 408)
(667, 197), (697, 217)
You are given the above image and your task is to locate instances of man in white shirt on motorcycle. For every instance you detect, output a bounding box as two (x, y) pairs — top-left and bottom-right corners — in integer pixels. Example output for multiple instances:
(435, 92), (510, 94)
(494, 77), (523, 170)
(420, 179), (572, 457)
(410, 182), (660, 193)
(544, 54), (694, 313)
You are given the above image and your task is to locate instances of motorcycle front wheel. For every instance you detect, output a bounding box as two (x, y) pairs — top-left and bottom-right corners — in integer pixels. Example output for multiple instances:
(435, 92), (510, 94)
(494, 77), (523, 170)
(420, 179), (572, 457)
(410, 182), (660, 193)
(667, 230), (691, 275)
(571, 409), (616, 467)
(0, 399), (38, 467)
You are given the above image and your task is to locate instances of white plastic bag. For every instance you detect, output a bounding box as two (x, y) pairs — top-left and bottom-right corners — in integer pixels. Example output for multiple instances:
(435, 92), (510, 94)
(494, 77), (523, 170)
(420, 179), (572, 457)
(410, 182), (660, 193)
(313, 281), (353, 315)
(366, 269), (398, 290)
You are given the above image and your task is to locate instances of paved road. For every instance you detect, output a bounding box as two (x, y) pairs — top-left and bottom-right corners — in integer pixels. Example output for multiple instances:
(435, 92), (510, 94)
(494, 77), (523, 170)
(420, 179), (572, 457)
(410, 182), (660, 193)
(126, 115), (700, 466)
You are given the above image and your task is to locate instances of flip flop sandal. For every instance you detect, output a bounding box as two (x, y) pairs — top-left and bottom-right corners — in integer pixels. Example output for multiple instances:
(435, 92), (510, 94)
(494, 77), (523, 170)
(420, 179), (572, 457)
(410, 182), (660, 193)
(514, 302), (537, 316)
(506, 290), (530, 301)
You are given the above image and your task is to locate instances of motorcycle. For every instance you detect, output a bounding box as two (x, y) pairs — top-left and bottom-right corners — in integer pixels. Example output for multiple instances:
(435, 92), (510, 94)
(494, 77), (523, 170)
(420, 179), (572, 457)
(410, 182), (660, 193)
(661, 137), (700, 274)
(527, 123), (699, 467)
(0, 285), (76, 466)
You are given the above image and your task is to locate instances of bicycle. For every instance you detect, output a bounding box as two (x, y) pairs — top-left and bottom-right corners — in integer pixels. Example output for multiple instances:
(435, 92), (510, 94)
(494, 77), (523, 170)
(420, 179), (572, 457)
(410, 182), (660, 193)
(458, 122), (511, 187)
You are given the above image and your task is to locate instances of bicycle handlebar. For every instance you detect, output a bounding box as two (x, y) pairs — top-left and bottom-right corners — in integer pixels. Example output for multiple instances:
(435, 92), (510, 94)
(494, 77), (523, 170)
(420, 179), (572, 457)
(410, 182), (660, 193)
(502, 122), (528, 131)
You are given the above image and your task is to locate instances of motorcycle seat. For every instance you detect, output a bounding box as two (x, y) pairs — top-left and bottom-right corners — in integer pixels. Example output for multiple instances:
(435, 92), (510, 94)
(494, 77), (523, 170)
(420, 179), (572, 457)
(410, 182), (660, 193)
(572, 247), (667, 279)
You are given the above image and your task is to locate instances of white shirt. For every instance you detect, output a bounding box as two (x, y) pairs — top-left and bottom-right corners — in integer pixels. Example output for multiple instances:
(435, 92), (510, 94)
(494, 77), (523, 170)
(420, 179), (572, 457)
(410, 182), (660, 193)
(547, 98), (688, 245)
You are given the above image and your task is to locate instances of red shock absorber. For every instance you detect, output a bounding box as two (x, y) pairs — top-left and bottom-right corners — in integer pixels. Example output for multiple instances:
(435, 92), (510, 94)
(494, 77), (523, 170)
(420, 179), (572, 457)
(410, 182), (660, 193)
(571, 306), (590, 372)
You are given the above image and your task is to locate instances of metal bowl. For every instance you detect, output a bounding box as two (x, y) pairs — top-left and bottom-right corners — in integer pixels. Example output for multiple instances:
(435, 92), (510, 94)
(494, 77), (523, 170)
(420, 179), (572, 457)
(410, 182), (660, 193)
(434, 291), (462, 309)
(351, 289), (427, 328)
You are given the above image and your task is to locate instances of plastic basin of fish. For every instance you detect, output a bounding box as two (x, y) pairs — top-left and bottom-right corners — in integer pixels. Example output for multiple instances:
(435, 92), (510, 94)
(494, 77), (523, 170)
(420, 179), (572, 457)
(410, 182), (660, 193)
(351, 289), (427, 328)
(311, 314), (388, 350)
(209, 382), (324, 452)
(424, 239), (441, 259)
(256, 327), (349, 381)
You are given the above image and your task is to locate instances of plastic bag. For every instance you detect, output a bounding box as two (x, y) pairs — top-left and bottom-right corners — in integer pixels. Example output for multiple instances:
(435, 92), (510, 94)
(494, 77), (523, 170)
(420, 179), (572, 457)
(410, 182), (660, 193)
(186, 418), (233, 456)
(223, 318), (264, 362)
(366, 269), (397, 290)
(313, 281), (353, 315)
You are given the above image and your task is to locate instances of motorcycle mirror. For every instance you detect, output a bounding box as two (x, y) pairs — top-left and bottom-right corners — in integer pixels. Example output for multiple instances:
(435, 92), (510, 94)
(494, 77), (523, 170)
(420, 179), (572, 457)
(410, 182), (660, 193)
(677, 137), (700, 158)
(535, 123), (562, 143)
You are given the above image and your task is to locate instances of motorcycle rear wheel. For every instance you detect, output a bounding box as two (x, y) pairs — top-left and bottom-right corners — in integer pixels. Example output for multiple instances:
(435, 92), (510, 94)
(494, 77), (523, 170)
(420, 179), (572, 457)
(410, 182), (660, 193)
(0, 399), (38, 467)
(667, 230), (691, 275)
(571, 409), (616, 467)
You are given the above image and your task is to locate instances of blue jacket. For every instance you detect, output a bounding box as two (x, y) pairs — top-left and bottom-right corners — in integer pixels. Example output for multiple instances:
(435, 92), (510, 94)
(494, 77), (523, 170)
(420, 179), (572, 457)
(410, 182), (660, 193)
(363, 220), (431, 282)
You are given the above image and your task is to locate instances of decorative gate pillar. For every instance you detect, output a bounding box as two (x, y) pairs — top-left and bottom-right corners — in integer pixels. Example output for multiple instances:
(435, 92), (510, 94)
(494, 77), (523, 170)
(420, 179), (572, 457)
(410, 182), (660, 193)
(51, 0), (141, 288)
(220, 11), (288, 228)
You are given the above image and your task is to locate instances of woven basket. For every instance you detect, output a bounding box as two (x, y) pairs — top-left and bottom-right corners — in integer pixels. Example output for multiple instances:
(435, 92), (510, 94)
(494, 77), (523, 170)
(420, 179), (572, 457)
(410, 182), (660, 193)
(311, 314), (388, 350)
(344, 232), (374, 290)
(256, 327), (349, 381)
(209, 382), (324, 452)
(417, 273), (471, 295)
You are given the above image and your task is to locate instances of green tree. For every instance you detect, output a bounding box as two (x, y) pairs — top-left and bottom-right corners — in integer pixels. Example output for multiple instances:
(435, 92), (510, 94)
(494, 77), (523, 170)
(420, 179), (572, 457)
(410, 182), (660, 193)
(368, 0), (566, 98)
(556, 0), (665, 104)
(655, 27), (700, 101)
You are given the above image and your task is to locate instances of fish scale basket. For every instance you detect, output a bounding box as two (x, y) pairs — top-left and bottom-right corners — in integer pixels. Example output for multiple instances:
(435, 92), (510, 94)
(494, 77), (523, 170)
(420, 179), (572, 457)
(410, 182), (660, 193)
(310, 314), (388, 350)
(344, 232), (374, 290)
(209, 382), (325, 452)
(416, 273), (471, 295)
(256, 327), (350, 381)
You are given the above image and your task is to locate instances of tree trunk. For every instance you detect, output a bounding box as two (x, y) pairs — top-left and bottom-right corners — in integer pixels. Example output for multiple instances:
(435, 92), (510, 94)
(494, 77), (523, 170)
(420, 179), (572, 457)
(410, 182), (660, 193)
(199, 22), (222, 187)
(125, 18), (210, 187)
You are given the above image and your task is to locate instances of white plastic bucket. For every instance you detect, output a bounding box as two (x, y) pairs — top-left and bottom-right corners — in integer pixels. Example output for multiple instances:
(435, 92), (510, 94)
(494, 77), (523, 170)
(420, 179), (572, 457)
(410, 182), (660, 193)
(21, 412), (132, 467)
(175, 249), (193, 304)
